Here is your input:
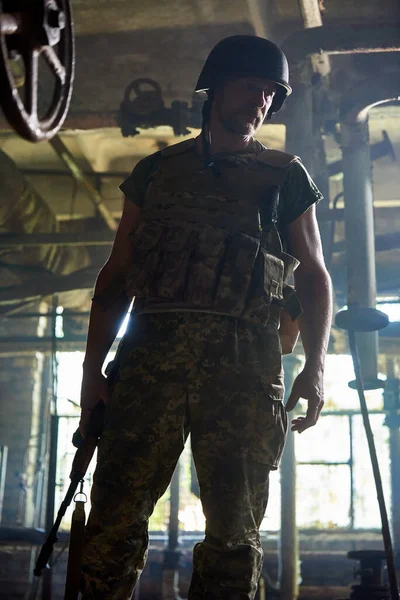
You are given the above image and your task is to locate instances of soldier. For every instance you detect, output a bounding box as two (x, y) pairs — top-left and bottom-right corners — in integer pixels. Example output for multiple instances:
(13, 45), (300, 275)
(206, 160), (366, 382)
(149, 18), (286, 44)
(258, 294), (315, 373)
(79, 36), (332, 599)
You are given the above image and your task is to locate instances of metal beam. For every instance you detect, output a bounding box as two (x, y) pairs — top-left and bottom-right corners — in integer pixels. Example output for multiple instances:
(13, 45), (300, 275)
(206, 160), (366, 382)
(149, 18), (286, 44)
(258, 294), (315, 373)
(282, 24), (400, 65)
(49, 136), (118, 232)
(0, 231), (114, 247)
(0, 267), (100, 305)
(21, 168), (130, 179)
(0, 336), (119, 356)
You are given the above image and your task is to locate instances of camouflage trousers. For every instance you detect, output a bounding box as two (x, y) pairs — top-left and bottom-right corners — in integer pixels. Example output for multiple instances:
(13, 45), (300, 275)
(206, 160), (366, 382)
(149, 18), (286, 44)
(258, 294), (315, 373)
(81, 312), (287, 599)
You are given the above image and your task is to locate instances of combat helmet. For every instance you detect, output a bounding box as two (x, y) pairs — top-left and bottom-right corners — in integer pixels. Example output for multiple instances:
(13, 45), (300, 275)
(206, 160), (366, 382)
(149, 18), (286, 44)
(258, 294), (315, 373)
(195, 35), (292, 118)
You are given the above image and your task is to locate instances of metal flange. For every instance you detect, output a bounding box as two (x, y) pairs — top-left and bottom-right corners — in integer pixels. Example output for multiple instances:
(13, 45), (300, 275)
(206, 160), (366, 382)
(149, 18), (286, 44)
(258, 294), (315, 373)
(335, 307), (389, 332)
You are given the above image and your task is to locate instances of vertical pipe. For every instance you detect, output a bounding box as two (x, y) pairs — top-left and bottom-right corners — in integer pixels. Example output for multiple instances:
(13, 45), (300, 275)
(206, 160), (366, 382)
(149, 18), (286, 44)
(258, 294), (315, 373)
(385, 359), (400, 557)
(168, 461), (180, 552)
(0, 446), (8, 523)
(42, 299), (59, 600)
(163, 461), (182, 600)
(279, 355), (301, 600)
(281, 70), (313, 600)
(389, 418), (400, 555)
(341, 116), (379, 383)
(285, 63), (314, 167)
(42, 414), (58, 599)
(349, 415), (355, 529)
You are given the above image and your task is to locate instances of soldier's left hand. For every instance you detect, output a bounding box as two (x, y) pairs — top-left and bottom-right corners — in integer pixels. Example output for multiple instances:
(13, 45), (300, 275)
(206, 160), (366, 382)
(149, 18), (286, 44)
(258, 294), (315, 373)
(285, 366), (324, 433)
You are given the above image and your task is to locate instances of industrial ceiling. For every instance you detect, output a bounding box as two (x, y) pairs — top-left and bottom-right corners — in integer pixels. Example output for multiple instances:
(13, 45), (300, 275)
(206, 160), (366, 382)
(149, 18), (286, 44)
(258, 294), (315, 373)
(0, 0), (399, 350)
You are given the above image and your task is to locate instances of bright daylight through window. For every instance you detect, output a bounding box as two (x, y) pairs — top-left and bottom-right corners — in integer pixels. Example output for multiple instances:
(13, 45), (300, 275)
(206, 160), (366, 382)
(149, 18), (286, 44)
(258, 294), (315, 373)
(55, 349), (391, 533)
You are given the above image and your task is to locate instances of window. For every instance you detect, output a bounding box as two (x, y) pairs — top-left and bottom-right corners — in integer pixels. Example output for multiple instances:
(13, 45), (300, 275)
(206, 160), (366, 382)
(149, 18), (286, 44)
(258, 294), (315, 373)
(54, 352), (391, 532)
(293, 354), (391, 530)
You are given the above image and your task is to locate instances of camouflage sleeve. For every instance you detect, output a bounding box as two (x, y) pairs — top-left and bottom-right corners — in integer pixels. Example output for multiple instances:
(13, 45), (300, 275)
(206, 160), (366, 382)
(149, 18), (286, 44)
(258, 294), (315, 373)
(277, 159), (323, 232)
(119, 152), (161, 207)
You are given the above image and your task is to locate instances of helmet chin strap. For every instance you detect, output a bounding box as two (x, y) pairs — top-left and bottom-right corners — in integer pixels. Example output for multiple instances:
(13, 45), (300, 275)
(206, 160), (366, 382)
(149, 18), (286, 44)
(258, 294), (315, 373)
(201, 91), (221, 176)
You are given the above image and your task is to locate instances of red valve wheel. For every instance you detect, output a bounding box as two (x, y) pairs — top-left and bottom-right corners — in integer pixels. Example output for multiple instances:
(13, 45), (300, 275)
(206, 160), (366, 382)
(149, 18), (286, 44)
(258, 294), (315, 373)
(0, 0), (74, 142)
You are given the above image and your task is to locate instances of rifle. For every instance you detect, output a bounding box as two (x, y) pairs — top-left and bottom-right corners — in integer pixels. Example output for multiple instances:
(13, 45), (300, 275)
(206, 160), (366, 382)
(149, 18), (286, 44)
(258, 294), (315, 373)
(33, 402), (105, 582)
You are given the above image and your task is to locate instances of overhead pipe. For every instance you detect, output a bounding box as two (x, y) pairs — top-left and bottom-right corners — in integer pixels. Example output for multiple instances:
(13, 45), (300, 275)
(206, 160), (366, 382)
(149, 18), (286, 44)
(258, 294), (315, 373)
(328, 129), (396, 177)
(340, 75), (400, 388)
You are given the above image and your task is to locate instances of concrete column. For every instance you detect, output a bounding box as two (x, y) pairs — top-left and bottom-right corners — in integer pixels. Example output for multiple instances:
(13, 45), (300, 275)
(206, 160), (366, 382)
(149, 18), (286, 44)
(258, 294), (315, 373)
(0, 312), (45, 526)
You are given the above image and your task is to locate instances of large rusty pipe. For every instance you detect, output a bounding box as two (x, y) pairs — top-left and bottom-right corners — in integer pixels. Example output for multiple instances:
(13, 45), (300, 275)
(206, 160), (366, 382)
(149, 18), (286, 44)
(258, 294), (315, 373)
(340, 77), (400, 384)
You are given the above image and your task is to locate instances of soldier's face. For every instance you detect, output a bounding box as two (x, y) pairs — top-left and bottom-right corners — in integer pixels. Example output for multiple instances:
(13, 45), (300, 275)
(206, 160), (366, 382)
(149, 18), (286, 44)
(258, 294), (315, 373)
(215, 77), (276, 136)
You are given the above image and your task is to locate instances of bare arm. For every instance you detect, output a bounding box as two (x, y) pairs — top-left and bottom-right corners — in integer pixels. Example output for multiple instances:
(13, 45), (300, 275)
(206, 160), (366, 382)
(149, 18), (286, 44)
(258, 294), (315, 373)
(79, 197), (141, 434)
(284, 205), (333, 432)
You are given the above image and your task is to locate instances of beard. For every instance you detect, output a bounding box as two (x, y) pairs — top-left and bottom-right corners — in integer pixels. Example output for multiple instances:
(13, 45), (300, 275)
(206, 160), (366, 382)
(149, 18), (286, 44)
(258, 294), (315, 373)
(217, 104), (263, 136)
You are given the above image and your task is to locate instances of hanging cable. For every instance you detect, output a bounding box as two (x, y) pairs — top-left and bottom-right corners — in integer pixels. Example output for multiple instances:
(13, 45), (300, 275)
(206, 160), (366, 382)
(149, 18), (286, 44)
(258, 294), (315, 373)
(200, 90), (220, 177)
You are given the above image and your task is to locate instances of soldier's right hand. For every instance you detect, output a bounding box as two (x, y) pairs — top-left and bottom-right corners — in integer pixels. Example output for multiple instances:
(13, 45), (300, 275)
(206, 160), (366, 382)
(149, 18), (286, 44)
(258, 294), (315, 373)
(79, 369), (110, 438)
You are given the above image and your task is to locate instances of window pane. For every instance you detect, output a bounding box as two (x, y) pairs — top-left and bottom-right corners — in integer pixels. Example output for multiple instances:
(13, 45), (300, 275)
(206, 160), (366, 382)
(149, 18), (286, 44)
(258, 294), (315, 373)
(296, 465), (351, 528)
(323, 355), (384, 411)
(260, 472), (281, 532)
(177, 441), (205, 532)
(295, 416), (350, 463)
(353, 414), (391, 529)
(149, 488), (170, 531)
(56, 351), (84, 413)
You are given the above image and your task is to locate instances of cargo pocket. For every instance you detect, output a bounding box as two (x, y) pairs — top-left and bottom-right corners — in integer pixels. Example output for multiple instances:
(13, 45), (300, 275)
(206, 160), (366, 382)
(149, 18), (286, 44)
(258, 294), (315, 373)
(126, 221), (164, 297)
(242, 251), (284, 326)
(250, 398), (288, 468)
(153, 225), (196, 300)
(262, 250), (284, 301)
(184, 227), (228, 306)
(213, 232), (260, 316)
